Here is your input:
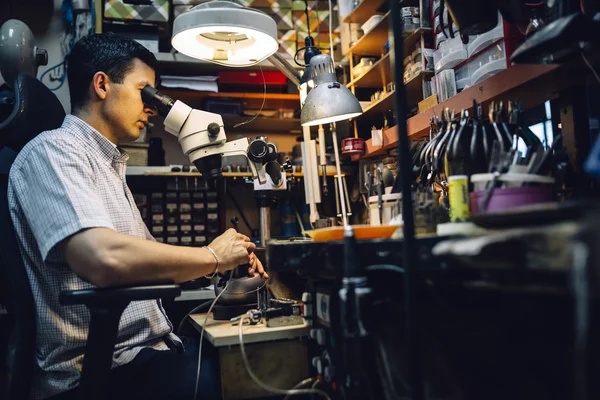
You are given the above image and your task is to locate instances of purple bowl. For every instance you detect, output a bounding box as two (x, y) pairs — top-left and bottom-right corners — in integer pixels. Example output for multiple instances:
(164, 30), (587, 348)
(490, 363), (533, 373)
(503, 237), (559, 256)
(470, 186), (554, 215)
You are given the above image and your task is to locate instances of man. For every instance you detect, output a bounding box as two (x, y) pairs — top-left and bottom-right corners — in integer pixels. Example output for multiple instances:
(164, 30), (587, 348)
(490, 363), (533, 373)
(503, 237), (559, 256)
(8, 33), (266, 399)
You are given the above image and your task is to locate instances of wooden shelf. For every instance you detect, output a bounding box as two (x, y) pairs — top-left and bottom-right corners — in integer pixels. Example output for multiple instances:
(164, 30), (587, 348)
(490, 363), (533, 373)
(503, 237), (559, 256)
(405, 70), (434, 109)
(347, 53), (391, 89)
(345, 12), (390, 57)
(361, 89), (396, 118)
(347, 27), (432, 90)
(157, 89), (301, 111)
(222, 116), (302, 134)
(343, 0), (386, 24)
(355, 70), (432, 119)
(355, 64), (572, 160)
(127, 166), (353, 177)
(154, 52), (301, 73)
(127, 172), (349, 177)
(404, 27), (432, 53)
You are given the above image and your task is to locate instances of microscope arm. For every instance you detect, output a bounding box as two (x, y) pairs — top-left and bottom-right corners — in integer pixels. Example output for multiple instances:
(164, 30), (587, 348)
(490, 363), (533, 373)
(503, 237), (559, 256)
(187, 137), (267, 184)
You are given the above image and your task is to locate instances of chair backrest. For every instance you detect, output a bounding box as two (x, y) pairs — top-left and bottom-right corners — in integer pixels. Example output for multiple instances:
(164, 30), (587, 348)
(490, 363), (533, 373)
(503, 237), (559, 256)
(0, 72), (66, 400)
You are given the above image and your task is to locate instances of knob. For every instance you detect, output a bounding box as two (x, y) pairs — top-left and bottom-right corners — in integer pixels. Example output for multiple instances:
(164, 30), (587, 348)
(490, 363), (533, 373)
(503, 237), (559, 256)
(315, 359), (323, 375)
(248, 138), (269, 163)
(324, 365), (335, 382)
(182, 165), (190, 172)
(303, 306), (312, 317)
(312, 356), (320, 368)
(207, 123), (220, 138)
(310, 329), (326, 346)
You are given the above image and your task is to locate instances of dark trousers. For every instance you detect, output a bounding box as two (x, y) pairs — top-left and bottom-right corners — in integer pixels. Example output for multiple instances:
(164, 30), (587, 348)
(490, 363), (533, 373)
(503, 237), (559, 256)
(48, 335), (222, 400)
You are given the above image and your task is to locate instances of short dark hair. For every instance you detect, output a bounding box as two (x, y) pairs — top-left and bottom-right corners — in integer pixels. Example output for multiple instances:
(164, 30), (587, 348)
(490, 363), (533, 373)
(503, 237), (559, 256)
(67, 33), (158, 113)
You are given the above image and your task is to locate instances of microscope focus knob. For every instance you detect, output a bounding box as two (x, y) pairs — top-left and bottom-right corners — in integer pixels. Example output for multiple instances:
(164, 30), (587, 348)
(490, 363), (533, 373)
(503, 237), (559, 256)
(207, 123), (220, 138)
(248, 138), (269, 163)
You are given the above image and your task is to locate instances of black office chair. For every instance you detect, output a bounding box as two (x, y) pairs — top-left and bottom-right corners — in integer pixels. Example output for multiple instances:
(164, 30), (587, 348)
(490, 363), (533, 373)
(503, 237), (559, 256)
(0, 72), (181, 400)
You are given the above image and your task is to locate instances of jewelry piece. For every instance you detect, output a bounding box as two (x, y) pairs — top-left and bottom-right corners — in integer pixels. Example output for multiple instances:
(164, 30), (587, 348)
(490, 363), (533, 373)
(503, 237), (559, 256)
(204, 246), (219, 278)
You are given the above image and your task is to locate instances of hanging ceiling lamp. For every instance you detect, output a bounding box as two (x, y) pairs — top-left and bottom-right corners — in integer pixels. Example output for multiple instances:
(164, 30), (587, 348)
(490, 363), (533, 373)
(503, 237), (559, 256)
(171, 1), (279, 67)
(300, 53), (363, 126)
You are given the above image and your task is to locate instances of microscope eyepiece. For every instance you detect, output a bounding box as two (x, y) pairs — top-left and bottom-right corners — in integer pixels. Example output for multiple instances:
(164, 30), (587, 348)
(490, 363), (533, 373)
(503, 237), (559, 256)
(141, 85), (174, 117)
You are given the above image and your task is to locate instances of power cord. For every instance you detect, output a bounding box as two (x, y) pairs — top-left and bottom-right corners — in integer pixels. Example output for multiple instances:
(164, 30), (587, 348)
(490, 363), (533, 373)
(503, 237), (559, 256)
(193, 276), (269, 399)
(233, 65), (266, 129)
(582, 52), (600, 85)
(282, 377), (318, 400)
(237, 313), (331, 399)
(193, 279), (230, 400)
(177, 299), (213, 335)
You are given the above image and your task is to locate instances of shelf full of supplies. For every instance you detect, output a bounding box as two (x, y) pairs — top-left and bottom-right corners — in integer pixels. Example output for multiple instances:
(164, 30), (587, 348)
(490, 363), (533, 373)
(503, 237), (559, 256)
(353, 63), (579, 160)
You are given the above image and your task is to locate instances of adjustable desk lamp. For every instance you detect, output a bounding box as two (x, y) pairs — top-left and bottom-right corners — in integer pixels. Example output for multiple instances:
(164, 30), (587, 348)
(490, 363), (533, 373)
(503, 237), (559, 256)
(171, 0), (363, 229)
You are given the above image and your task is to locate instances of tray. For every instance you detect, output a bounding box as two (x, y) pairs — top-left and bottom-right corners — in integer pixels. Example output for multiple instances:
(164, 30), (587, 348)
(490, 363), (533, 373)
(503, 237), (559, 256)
(305, 224), (401, 241)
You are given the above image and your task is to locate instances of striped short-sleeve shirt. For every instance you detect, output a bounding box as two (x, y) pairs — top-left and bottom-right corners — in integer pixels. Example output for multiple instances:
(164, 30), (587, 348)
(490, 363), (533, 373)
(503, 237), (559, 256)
(8, 115), (181, 400)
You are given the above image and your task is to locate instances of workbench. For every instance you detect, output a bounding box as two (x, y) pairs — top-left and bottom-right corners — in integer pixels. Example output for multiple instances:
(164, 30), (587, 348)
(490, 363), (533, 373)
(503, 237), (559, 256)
(189, 313), (310, 400)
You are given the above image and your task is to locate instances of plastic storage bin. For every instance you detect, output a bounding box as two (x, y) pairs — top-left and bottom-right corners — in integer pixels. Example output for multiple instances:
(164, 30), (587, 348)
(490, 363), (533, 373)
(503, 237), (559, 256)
(468, 15), (504, 57)
(361, 15), (384, 34)
(433, 36), (468, 74)
(454, 63), (471, 91)
(468, 40), (507, 85)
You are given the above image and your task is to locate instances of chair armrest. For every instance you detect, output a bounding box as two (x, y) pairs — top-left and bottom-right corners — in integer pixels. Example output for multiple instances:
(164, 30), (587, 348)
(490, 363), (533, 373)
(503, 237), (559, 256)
(59, 284), (181, 307)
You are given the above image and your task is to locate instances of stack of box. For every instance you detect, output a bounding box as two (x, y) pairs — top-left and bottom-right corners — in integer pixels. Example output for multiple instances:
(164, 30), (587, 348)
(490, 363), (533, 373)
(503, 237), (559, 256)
(429, 9), (524, 97)
(133, 181), (221, 247)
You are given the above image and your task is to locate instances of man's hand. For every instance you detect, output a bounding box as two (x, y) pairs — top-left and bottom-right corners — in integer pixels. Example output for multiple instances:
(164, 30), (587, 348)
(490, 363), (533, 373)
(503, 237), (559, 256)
(248, 253), (269, 279)
(208, 228), (255, 272)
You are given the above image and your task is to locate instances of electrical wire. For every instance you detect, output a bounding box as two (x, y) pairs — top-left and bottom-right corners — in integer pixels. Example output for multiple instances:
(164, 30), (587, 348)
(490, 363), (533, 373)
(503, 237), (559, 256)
(282, 377), (317, 400)
(193, 276), (270, 398)
(193, 279), (230, 400)
(237, 314), (332, 399)
(177, 299), (213, 334)
(226, 186), (255, 233)
(366, 264), (406, 275)
(304, 0), (311, 35)
(328, 0), (334, 66)
(233, 65), (266, 129)
(40, 5), (94, 91)
(582, 52), (600, 86)
(315, 0), (320, 48)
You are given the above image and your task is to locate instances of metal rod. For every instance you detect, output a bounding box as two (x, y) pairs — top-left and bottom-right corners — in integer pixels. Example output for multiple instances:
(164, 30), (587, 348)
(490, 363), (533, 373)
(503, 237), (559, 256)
(389, 0), (422, 397)
(331, 122), (348, 226)
(268, 52), (302, 87)
(259, 207), (270, 247)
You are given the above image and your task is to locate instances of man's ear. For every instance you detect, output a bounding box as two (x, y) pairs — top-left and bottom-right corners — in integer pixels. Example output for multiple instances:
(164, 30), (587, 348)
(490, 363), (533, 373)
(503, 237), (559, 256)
(91, 71), (111, 100)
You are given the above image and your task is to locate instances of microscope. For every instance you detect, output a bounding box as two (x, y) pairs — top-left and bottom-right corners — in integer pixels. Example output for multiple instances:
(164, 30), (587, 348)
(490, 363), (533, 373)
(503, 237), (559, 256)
(141, 86), (282, 185)
(141, 86), (286, 319)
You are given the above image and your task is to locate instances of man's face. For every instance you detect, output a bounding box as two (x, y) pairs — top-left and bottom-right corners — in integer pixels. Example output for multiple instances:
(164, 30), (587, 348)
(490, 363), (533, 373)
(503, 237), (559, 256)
(103, 58), (157, 144)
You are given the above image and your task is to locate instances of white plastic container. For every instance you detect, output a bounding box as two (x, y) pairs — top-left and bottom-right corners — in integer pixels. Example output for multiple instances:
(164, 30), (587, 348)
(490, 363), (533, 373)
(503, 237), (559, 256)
(454, 63), (471, 91)
(433, 36), (468, 74)
(468, 16), (504, 57)
(361, 14), (384, 34)
(369, 193), (402, 226)
(469, 40), (507, 85)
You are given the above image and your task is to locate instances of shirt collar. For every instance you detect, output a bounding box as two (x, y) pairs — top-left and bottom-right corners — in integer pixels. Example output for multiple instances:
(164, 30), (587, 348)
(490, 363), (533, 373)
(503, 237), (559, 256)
(63, 115), (129, 166)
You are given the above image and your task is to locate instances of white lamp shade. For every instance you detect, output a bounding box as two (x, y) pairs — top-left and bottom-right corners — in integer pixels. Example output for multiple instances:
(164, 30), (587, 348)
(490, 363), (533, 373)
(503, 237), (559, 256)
(172, 1), (279, 67)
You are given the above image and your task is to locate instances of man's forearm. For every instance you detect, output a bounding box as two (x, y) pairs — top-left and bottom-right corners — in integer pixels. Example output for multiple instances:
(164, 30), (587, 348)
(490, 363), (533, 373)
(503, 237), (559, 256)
(61, 228), (217, 287)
